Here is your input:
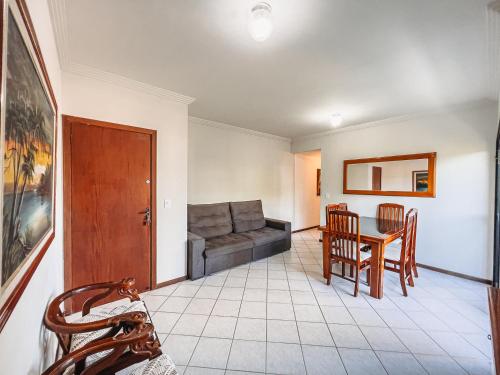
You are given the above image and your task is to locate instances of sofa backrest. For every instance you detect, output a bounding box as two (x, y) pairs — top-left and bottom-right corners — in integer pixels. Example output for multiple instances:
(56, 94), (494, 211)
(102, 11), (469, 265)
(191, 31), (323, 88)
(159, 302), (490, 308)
(188, 202), (233, 239)
(230, 200), (266, 233)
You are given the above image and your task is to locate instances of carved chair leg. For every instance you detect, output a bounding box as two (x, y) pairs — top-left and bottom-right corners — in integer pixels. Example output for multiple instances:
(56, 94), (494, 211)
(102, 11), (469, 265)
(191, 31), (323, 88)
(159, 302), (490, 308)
(349, 265), (354, 278)
(366, 268), (370, 286)
(406, 262), (414, 287)
(412, 257), (419, 278)
(354, 268), (360, 297)
(399, 268), (408, 297)
(342, 263), (345, 278)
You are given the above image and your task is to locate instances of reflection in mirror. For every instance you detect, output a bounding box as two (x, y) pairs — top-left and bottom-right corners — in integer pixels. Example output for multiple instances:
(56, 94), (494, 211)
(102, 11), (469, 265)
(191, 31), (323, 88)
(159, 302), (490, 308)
(346, 159), (428, 192)
(343, 152), (436, 197)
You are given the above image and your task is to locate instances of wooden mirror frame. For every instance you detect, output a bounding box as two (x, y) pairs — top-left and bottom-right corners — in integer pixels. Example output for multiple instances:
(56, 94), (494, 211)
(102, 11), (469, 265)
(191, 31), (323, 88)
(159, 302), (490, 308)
(343, 152), (436, 198)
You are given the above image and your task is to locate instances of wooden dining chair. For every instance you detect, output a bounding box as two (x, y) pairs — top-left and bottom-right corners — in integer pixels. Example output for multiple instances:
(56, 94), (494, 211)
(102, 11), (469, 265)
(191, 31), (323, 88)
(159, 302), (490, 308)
(325, 203), (349, 273)
(383, 208), (417, 296)
(326, 210), (371, 297)
(377, 203), (404, 222)
(410, 209), (419, 277)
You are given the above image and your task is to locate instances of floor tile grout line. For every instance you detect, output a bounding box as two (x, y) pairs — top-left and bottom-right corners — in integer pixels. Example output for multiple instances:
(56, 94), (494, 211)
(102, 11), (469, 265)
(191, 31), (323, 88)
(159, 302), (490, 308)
(223, 269), (248, 372)
(185, 273), (235, 370)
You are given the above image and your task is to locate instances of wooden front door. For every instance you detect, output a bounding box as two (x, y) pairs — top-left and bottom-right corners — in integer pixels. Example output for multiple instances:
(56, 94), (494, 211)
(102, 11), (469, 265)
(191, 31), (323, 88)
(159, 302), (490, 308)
(63, 115), (156, 310)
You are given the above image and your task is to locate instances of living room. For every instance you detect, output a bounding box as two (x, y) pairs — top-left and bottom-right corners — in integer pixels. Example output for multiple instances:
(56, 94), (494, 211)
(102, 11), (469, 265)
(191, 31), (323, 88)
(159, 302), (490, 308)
(0, 0), (499, 374)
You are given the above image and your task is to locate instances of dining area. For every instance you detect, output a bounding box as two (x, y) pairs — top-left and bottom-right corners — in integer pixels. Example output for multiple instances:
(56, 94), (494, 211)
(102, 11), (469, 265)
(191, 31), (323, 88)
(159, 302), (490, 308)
(319, 202), (418, 299)
(318, 152), (435, 300)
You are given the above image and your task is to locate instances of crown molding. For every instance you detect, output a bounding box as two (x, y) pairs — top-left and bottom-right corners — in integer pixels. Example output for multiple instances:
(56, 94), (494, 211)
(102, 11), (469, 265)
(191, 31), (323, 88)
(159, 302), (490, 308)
(48, 0), (195, 105)
(293, 98), (497, 142)
(65, 62), (196, 104)
(189, 116), (292, 143)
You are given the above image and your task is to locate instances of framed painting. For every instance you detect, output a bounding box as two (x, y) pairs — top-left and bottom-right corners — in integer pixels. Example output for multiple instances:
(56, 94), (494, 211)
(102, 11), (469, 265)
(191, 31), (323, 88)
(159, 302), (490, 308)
(316, 168), (321, 196)
(0, 0), (57, 332)
(412, 170), (428, 192)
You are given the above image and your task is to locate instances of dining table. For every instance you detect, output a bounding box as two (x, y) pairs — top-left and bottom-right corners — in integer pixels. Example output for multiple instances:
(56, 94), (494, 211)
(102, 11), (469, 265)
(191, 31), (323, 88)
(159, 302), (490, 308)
(319, 216), (404, 299)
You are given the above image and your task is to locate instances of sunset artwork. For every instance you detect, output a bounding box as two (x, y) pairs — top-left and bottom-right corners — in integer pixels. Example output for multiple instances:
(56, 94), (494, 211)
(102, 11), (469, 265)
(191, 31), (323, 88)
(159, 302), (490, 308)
(1, 10), (55, 287)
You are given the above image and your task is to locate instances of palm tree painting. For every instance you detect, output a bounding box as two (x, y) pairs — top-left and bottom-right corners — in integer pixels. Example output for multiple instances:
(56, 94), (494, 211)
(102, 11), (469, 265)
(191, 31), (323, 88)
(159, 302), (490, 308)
(1, 11), (55, 287)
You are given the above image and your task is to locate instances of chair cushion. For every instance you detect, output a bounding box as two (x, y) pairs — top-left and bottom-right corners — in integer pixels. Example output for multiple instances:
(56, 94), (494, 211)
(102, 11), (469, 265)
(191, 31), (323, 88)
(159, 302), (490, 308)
(384, 246), (402, 261)
(205, 233), (254, 257)
(130, 354), (178, 375)
(188, 203), (233, 239)
(240, 226), (286, 246)
(331, 241), (372, 262)
(70, 301), (149, 353)
(229, 200), (266, 233)
(358, 250), (372, 262)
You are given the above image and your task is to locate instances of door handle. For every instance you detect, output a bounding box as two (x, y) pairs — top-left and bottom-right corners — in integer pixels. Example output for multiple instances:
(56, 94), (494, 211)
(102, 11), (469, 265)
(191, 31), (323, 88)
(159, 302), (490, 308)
(141, 207), (151, 226)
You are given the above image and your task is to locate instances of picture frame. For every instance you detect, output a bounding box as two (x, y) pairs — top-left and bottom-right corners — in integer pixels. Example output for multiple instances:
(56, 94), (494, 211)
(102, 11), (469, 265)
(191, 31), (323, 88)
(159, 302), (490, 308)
(0, 0), (58, 332)
(412, 170), (428, 192)
(316, 168), (321, 196)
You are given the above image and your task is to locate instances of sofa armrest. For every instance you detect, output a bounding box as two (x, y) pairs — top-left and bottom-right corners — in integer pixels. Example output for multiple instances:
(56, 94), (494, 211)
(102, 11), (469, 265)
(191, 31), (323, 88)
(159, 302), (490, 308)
(188, 232), (206, 280)
(265, 218), (291, 232)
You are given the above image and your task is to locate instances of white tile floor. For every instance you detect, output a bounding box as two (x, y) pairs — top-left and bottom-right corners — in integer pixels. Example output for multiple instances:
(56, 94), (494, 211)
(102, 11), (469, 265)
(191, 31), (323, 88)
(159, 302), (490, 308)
(143, 229), (493, 375)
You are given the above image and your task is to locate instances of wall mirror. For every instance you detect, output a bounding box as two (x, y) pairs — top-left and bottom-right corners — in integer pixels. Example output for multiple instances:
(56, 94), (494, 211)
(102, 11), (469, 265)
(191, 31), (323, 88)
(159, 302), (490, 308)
(343, 152), (436, 197)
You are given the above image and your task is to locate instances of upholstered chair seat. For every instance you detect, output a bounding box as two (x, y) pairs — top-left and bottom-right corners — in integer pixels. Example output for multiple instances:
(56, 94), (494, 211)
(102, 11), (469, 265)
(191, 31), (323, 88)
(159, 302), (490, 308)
(43, 279), (177, 375)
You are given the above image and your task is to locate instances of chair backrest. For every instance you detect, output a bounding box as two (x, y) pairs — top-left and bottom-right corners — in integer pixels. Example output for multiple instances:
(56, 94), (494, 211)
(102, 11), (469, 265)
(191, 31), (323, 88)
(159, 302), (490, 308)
(325, 203), (347, 225)
(400, 208), (417, 264)
(328, 210), (361, 263)
(411, 208), (418, 258)
(377, 203), (404, 222)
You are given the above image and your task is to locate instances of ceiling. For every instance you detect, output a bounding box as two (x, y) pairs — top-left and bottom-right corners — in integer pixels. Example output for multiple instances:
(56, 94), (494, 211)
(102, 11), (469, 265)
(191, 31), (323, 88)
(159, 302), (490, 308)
(60, 0), (496, 138)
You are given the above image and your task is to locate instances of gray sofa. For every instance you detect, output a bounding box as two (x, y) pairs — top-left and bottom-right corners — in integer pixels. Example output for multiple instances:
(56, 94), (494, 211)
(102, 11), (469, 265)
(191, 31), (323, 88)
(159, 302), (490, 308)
(187, 200), (291, 280)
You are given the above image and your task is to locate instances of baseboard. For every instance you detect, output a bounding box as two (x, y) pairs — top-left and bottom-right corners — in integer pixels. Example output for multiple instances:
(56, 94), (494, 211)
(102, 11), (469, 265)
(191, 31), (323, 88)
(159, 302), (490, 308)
(154, 275), (187, 289)
(292, 225), (319, 233)
(416, 263), (492, 285)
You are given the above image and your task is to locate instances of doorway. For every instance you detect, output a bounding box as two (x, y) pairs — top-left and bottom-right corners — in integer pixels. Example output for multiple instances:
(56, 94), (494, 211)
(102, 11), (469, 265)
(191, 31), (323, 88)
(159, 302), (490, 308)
(63, 115), (157, 309)
(293, 150), (322, 231)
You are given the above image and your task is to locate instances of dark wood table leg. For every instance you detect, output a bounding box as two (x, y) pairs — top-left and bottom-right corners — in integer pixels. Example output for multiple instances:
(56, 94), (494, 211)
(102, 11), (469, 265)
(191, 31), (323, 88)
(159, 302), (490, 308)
(369, 241), (385, 299)
(322, 231), (330, 279)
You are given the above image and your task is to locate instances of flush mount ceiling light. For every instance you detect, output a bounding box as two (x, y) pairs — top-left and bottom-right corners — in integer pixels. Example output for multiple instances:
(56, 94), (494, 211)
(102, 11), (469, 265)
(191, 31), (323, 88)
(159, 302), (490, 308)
(249, 2), (273, 42)
(330, 114), (343, 127)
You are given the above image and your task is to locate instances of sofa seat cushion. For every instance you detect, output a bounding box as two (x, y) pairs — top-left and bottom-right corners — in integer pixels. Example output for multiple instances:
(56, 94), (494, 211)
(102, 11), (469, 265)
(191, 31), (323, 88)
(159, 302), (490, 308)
(230, 200), (266, 233)
(205, 233), (254, 258)
(240, 227), (287, 246)
(188, 202), (233, 239)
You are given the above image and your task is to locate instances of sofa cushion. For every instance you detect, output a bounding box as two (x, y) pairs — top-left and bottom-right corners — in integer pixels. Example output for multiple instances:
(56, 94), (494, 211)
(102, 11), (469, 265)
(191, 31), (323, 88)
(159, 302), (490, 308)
(230, 200), (266, 233)
(240, 227), (287, 246)
(205, 233), (253, 258)
(188, 203), (233, 239)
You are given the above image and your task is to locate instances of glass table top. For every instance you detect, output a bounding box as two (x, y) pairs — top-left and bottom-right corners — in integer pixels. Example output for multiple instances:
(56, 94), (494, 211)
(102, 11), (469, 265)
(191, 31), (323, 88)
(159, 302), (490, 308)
(358, 216), (404, 239)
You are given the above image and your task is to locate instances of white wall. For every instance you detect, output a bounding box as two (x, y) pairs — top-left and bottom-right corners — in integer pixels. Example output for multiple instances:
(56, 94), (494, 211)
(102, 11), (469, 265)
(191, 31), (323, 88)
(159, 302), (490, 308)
(0, 0), (64, 373)
(293, 150), (321, 230)
(292, 100), (498, 280)
(188, 118), (294, 221)
(62, 71), (189, 284)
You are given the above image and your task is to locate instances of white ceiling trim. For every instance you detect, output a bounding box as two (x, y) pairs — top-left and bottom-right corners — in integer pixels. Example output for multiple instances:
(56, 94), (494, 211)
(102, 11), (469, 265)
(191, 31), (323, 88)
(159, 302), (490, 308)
(293, 99), (496, 142)
(47, 0), (195, 105)
(189, 116), (292, 143)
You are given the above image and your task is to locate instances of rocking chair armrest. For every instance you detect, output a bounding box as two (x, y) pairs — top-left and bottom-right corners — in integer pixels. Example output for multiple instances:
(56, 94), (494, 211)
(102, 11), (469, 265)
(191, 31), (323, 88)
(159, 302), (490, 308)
(75, 278), (141, 314)
(45, 309), (148, 336)
(42, 322), (159, 375)
(44, 278), (141, 333)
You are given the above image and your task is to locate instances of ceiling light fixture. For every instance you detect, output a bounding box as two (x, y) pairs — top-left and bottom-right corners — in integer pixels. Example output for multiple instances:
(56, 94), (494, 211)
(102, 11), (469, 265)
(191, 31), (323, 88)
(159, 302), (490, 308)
(249, 2), (273, 42)
(330, 114), (343, 127)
